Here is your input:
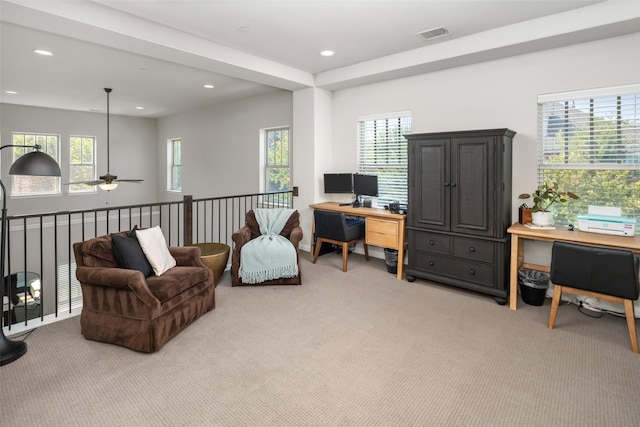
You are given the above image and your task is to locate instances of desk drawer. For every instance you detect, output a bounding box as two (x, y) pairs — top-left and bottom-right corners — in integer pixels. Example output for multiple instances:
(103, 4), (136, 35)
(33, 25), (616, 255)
(366, 218), (399, 248)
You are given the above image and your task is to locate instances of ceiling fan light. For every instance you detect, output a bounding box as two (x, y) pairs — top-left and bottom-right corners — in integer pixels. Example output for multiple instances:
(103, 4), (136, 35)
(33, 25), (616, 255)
(98, 182), (118, 191)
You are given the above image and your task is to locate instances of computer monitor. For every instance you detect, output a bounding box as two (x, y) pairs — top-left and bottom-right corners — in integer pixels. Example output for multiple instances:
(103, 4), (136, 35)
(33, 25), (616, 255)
(323, 173), (353, 194)
(353, 174), (378, 198)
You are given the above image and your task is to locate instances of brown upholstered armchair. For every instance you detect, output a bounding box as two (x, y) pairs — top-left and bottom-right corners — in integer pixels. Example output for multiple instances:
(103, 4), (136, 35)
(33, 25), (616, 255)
(73, 231), (215, 352)
(231, 210), (303, 286)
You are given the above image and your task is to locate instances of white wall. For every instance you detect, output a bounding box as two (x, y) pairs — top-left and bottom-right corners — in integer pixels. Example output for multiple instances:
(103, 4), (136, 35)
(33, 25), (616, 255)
(0, 104), (158, 214)
(331, 33), (639, 210)
(154, 33), (638, 256)
(292, 87), (333, 245)
(2, 34), (638, 261)
(324, 33), (639, 261)
(156, 90), (292, 201)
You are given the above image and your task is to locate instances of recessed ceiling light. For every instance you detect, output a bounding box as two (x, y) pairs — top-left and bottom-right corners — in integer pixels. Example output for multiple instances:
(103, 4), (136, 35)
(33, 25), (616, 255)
(5, 90), (18, 94)
(33, 49), (53, 56)
(136, 106), (144, 110)
(320, 50), (335, 57)
(204, 84), (215, 89)
(239, 27), (249, 33)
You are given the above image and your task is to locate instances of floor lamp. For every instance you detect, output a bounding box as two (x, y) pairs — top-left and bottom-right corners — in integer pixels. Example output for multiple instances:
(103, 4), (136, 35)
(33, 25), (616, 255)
(1, 144), (61, 366)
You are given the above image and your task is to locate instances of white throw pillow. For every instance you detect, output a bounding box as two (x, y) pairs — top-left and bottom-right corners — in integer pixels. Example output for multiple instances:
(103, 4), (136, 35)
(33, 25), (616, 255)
(135, 226), (176, 276)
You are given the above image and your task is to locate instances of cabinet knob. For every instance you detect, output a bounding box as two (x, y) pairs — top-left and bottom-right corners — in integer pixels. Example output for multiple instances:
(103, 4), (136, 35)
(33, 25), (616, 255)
(451, 183), (457, 187)
(429, 261), (435, 266)
(469, 246), (476, 252)
(429, 240), (435, 246)
(444, 182), (450, 187)
(469, 269), (475, 275)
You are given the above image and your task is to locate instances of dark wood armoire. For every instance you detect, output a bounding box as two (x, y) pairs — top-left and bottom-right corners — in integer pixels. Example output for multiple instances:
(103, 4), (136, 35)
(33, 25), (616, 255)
(405, 128), (516, 303)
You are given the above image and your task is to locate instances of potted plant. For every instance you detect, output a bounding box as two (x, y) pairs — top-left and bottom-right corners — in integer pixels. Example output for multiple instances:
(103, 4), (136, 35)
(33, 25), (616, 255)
(518, 181), (579, 226)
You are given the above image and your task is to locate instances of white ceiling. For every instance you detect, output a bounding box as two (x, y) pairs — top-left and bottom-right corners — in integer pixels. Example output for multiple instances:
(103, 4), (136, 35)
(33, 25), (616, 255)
(1, 0), (638, 118)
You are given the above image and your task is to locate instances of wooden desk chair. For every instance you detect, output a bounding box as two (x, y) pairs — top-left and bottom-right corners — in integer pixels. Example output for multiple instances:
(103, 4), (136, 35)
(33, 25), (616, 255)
(312, 210), (369, 272)
(548, 241), (640, 353)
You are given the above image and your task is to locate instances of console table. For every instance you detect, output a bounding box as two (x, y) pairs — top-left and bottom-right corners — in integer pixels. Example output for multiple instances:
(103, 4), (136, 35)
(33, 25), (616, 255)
(507, 222), (640, 310)
(309, 202), (407, 280)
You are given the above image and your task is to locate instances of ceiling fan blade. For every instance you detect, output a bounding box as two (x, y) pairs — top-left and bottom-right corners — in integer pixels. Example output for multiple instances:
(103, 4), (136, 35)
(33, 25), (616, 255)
(65, 180), (105, 186)
(115, 179), (143, 183)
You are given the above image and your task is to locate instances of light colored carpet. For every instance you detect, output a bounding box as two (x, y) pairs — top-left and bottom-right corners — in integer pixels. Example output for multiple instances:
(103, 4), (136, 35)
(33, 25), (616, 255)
(2, 252), (640, 426)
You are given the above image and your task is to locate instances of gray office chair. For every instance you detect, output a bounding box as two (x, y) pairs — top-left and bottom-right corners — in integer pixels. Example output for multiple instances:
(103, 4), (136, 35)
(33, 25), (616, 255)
(312, 210), (369, 272)
(548, 241), (640, 353)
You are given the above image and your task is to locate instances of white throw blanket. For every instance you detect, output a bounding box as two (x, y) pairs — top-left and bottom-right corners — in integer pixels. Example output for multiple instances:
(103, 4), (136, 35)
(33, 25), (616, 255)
(239, 209), (298, 284)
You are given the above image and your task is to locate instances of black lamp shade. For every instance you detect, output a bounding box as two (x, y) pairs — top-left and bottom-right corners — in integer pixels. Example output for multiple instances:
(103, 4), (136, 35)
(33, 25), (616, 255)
(9, 150), (61, 177)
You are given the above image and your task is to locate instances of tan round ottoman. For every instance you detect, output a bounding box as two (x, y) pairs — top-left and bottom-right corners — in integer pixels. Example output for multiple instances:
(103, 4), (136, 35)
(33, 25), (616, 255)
(189, 243), (230, 286)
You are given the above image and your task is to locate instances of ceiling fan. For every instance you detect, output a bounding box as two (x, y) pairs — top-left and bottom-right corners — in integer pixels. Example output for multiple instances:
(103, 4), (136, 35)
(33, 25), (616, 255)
(67, 88), (143, 191)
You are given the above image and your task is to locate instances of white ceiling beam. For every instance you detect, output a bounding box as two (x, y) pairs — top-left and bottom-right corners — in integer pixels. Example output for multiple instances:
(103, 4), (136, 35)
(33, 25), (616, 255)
(2, 0), (315, 91)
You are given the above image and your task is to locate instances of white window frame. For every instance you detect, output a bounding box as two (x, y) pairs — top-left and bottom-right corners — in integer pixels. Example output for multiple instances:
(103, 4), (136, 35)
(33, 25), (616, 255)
(357, 111), (411, 206)
(11, 132), (61, 197)
(69, 135), (97, 194)
(167, 138), (182, 192)
(537, 84), (640, 227)
(261, 127), (292, 206)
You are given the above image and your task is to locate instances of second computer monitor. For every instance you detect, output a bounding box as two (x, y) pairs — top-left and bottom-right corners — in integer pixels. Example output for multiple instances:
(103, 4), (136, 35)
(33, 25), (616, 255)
(323, 173), (353, 194)
(353, 174), (378, 198)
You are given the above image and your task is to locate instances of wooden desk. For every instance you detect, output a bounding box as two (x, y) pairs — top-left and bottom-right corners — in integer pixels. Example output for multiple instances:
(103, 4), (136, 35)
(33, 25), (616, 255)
(309, 202), (407, 280)
(507, 222), (640, 310)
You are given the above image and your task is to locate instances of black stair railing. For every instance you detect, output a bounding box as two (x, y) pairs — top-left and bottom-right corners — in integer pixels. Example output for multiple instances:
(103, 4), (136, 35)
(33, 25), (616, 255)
(2, 191), (293, 333)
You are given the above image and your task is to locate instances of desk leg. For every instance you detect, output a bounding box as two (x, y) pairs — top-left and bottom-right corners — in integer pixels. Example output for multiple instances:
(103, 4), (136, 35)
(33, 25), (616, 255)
(310, 212), (316, 256)
(509, 234), (521, 310)
(396, 244), (404, 281)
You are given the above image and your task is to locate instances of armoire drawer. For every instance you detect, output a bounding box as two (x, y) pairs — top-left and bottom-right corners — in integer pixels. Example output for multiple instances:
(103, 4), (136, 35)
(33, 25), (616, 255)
(413, 251), (495, 286)
(452, 236), (495, 263)
(411, 230), (450, 255)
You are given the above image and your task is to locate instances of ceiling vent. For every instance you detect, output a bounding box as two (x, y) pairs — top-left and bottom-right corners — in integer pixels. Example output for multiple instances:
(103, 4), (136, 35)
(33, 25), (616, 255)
(417, 26), (450, 41)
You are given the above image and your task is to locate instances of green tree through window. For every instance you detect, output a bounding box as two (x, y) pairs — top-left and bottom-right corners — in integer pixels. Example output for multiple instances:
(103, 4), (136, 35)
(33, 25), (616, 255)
(538, 87), (639, 228)
(69, 136), (96, 193)
(265, 127), (290, 194)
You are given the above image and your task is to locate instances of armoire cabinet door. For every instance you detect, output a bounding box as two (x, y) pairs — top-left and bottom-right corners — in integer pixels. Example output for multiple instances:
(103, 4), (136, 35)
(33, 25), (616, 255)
(450, 136), (496, 236)
(408, 139), (449, 230)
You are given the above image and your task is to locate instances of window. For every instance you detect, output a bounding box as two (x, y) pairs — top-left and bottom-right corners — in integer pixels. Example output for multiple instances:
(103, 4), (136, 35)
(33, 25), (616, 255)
(357, 111), (411, 206)
(69, 136), (96, 193)
(58, 262), (82, 312)
(265, 127), (291, 193)
(11, 133), (60, 196)
(168, 138), (182, 192)
(537, 84), (640, 227)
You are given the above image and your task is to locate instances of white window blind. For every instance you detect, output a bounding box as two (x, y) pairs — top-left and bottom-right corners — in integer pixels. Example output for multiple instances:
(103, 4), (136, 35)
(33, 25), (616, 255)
(57, 262), (82, 312)
(537, 84), (640, 226)
(357, 111), (411, 206)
